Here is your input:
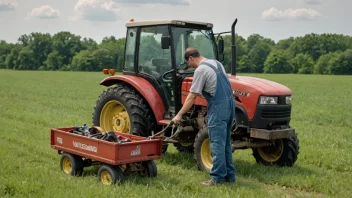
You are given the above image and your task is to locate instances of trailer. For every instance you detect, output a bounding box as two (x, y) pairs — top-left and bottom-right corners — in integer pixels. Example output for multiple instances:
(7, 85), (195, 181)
(50, 126), (163, 185)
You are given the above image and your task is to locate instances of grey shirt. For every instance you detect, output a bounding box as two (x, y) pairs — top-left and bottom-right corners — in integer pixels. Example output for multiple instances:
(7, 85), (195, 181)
(190, 59), (227, 96)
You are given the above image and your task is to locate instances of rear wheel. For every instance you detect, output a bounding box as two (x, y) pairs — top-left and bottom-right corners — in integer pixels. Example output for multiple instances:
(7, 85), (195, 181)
(252, 136), (299, 167)
(92, 84), (155, 137)
(98, 165), (124, 185)
(60, 152), (84, 176)
(141, 160), (157, 177)
(194, 127), (212, 172)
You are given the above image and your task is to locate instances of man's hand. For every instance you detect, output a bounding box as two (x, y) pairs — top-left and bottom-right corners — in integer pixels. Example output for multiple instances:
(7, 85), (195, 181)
(171, 92), (198, 125)
(172, 114), (182, 125)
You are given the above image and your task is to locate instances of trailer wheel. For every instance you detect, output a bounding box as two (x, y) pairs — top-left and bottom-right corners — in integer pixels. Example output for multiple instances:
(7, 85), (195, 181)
(98, 165), (124, 185)
(60, 152), (83, 176)
(92, 84), (155, 137)
(194, 127), (212, 172)
(252, 136), (299, 167)
(141, 160), (157, 177)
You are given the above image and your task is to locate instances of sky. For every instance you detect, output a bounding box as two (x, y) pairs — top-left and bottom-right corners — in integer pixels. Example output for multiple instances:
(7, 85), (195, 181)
(0, 0), (351, 43)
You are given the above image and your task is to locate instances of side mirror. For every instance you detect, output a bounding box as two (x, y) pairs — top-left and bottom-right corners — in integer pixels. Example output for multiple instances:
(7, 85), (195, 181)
(218, 39), (224, 54)
(218, 38), (224, 61)
(161, 36), (170, 49)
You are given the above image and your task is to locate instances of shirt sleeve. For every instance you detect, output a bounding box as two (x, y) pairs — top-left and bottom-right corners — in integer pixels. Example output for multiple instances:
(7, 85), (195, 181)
(190, 66), (207, 95)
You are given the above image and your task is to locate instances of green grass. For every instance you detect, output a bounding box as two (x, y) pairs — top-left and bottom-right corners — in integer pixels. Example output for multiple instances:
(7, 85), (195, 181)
(0, 70), (351, 198)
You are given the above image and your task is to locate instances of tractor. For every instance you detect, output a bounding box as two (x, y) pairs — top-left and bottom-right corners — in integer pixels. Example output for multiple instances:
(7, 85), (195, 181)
(92, 18), (299, 171)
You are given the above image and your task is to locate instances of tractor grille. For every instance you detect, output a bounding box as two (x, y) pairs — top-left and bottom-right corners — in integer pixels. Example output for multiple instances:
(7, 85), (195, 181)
(261, 109), (291, 119)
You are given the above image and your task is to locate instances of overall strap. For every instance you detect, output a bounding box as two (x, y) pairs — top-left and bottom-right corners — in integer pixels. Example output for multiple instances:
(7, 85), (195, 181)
(200, 61), (219, 73)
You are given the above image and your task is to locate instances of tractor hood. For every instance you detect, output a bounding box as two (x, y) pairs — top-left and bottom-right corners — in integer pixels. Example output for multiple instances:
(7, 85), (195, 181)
(228, 75), (292, 96)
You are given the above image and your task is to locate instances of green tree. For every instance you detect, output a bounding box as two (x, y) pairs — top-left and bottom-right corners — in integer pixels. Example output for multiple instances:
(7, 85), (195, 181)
(5, 44), (22, 69)
(52, 32), (83, 66)
(0, 41), (12, 68)
(291, 53), (315, 74)
(328, 49), (352, 75)
(28, 32), (53, 69)
(17, 47), (36, 70)
(264, 50), (292, 73)
(99, 36), (125, 71)
(92, 48), (114, 71)
(276, 37), (294, 50)
(71, 50), (96, 71)
(248, 42), (272, 73)
(82, 37), (98, 52)
(238, 55), (253, 73)
(314, 52), (337, 74)
(17, 34), (32, 47)
(44, 51), (64, 70)
(222, 34), (248, 72)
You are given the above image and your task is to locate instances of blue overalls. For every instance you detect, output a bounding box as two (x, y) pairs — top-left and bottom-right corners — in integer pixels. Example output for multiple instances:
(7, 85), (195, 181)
(201, 60), (236, 183)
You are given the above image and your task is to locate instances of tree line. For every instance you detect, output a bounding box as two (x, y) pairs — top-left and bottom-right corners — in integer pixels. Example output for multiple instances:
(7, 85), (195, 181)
(1, 32), (352, 74)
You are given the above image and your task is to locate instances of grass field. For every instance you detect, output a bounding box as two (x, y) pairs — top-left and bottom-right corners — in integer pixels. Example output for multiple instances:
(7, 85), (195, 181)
(0, 69), (351, 198)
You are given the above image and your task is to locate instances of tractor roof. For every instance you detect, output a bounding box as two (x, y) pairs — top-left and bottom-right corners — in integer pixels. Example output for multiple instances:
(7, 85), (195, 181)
(126, 20), (213, 28)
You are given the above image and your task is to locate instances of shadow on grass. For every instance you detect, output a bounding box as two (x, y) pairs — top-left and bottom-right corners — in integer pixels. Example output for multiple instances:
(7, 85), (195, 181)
(234, 159), (316, 180)
(80, 163), (179, 186)
(160, 151), (317, 183)
(159, 151), (197, 170)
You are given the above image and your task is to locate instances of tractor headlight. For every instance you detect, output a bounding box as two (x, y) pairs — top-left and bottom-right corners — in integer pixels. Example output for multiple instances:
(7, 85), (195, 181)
(286, 96), (292, 105)
(259, 96), (278, 104)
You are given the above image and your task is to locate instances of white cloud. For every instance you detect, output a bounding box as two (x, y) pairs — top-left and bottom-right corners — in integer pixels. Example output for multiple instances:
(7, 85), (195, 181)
(29, 5), (60, 19)
(74, 0), (120, 21)
(304, 0), (322, 5)
(119, 0), (191, 6)
(262, 7), (321, 21)
(0, 0), (17, 11)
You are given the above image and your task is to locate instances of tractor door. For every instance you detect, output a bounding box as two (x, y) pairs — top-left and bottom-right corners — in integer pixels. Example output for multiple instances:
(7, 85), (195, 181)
(136, 26), (175, 113)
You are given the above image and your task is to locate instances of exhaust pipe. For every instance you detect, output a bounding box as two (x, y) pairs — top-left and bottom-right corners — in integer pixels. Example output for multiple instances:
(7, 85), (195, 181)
(231, 19), (238, 76)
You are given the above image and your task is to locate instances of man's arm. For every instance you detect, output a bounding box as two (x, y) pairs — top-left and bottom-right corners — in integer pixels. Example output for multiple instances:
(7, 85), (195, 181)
(172, 66), (206, 124)
(172, 92), (198, 124)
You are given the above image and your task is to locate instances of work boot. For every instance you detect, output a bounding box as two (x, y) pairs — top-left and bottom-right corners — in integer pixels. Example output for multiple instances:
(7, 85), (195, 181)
(201, 179), (217, 186)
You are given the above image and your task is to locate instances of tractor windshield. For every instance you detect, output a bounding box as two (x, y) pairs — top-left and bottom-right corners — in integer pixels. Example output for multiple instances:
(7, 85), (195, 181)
(172, 27), (217, 69)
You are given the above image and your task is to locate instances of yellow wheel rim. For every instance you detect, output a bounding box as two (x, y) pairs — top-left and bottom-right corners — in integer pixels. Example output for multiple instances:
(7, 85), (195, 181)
(201, 138), (213, 170)
(100, 101), (130, 133)
(258, 139), (284, 162)
(62, 157), (72, 174)
(100, 170), (113, 185)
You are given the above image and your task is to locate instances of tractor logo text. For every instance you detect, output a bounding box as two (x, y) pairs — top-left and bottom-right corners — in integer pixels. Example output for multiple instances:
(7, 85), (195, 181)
(73, 141), (97, 153)
(131, 145), (141, 156)
(233, 90), (250, 97)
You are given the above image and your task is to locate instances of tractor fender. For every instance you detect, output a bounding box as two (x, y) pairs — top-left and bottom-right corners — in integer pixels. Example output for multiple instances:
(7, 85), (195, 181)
(235, 104), (249, 127)
(100, 75), (165, 122)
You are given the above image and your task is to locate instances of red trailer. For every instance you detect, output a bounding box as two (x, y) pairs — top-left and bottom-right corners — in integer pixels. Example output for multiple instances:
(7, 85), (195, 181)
(50, 126), (163, 185)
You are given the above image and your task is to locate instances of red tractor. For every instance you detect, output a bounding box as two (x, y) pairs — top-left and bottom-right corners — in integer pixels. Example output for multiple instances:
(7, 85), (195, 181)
(92, 19), (299, 171)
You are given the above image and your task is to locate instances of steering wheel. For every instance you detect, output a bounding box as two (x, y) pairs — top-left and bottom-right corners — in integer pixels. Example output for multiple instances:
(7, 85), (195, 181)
(177, 63), (195, 75)
(162, 69), (175, 83)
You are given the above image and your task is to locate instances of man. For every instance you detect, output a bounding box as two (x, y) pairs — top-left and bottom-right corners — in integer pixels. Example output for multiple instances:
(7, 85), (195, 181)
(172, 48), (236, 186)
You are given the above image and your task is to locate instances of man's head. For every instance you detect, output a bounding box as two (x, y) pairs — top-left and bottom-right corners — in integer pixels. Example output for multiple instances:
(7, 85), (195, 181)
(184, 48), (204, 68)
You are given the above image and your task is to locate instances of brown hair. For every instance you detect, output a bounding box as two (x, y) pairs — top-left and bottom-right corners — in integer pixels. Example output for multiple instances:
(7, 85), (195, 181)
(184, 48), (200, 60)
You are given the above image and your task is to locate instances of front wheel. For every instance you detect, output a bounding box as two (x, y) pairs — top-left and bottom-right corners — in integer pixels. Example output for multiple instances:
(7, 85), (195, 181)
(252, 136), (299, 167)
(193, 127), (212, 172)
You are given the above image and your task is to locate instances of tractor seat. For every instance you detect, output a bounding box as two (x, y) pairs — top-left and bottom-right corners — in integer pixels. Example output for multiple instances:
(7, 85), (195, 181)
(152, 58), (170, 73)
(152, 58), (169, 67)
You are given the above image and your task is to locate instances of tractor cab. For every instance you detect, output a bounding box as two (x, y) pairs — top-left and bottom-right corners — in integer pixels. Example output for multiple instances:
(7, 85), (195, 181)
(122, 20), (221, 117)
